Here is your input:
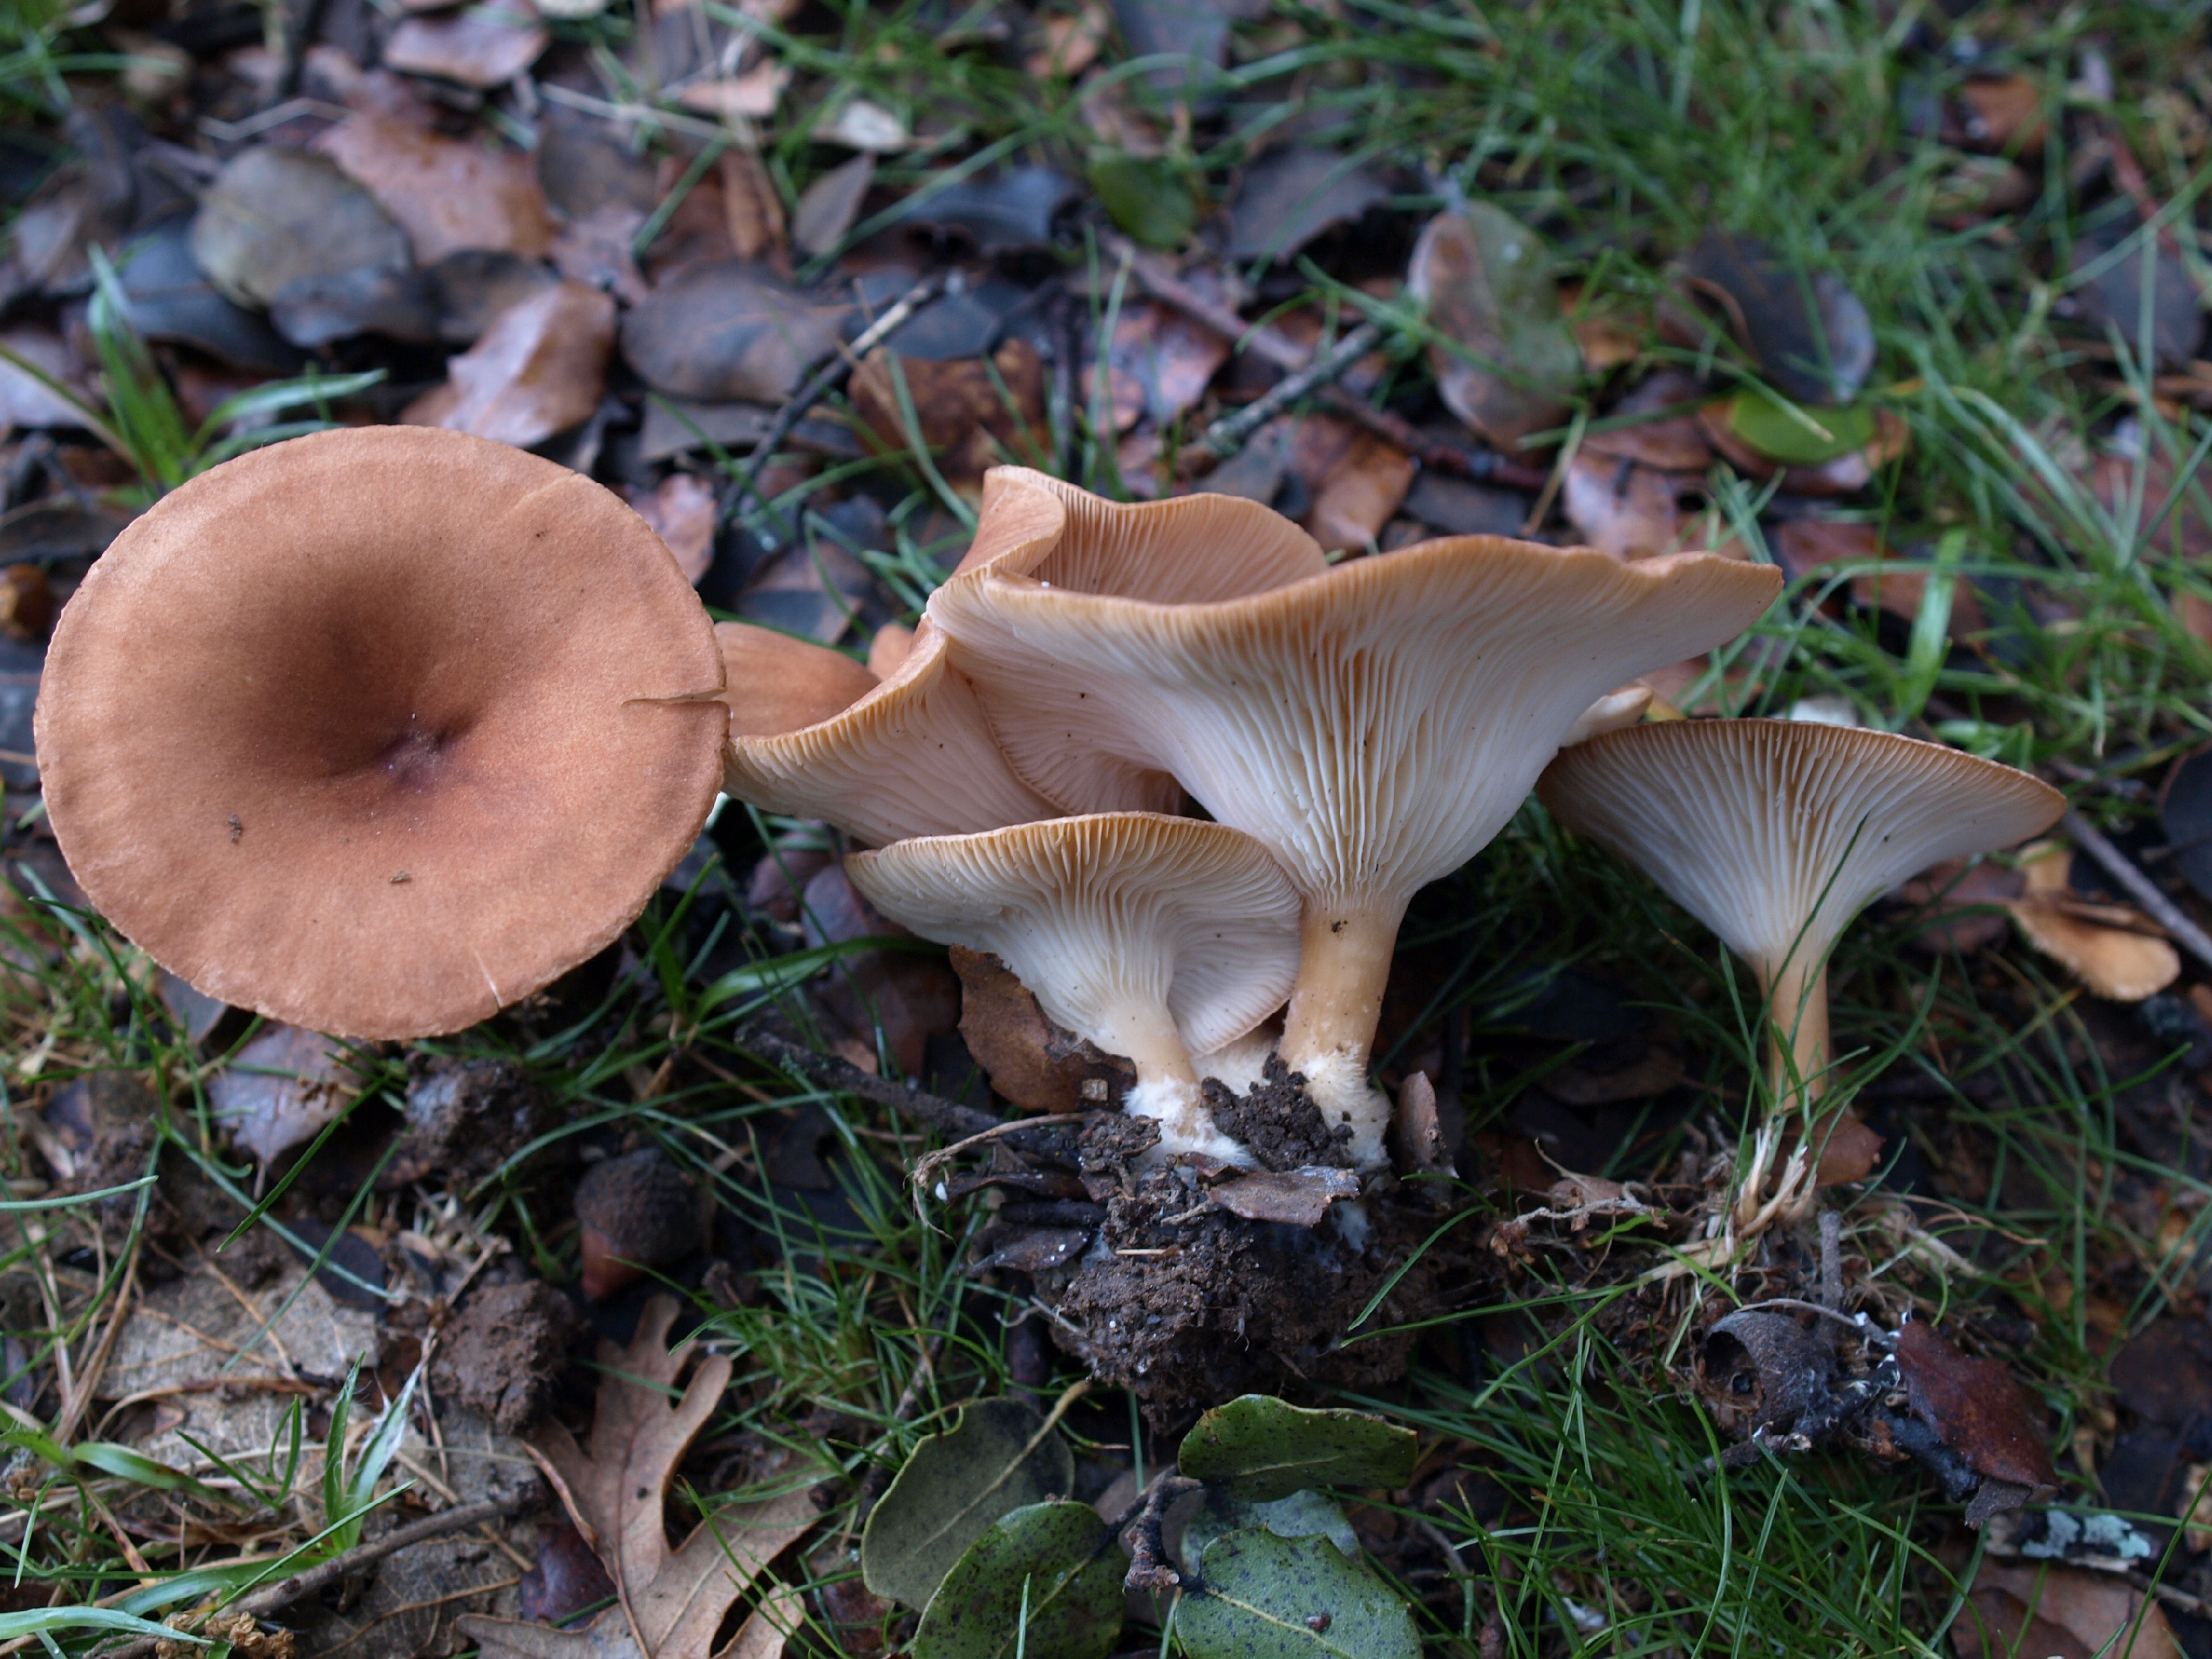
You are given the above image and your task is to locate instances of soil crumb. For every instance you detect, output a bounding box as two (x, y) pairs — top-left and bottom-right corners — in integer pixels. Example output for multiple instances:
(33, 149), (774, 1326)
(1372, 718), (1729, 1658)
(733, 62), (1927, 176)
(1203, 1054), (1354, 1171)
(432, 1279), (581, 1432)
(383, 1057), (551, 1190)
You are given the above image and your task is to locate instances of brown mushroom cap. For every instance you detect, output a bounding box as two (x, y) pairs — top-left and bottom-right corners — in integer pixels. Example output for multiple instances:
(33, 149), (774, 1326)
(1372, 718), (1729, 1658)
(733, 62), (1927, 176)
(36, 426), (727, 1039)
(714, 621), (879, 739)
(1538, 718), (2063, 1088)
(722, 619), (1057, 846)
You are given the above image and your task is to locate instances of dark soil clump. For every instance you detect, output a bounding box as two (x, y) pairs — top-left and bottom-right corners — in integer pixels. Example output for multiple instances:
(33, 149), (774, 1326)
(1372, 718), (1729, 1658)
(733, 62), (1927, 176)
(432, 1279), (582, 1432)
(1024, 1087), (1467, 1420)
(1203, 1054), (1355, 1170)
(383, 1057), (552, 1190)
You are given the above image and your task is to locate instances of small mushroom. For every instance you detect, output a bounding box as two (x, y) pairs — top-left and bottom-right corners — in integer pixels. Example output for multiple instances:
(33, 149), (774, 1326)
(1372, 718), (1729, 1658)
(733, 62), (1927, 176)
(1540, 719), (2062, 1097)
(574, 1146), (698, 1299)
(1538, 718), (2061, 1226)
(720, 619), (1058, 846)
(35, 428), (728, 1039)
(845, 812), (1301, 1161)
(929, 531), (1780, 1167)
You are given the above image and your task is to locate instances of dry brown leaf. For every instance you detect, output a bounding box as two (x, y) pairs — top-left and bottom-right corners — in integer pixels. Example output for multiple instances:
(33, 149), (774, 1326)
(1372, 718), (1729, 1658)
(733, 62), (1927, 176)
(948, 944), (1085, 1114)
(402, 281), (615, 446)
(1959, 74), (2047, 159)
(849, 340), (1049, 484)
(1026, 3), (1108, 77)
(209, 1024), (357, 1166)
(1772, 519), (1990, 635)
(1953, 1563), (2178, 1659)
(316, 114), (555, 264)
(677, 62), (790, 121)
(552, 204), (650, 305)
(1306, 430), (1415, 553)
(626, 473), (718, 583)
(720, 152), (786, 262)
(1563, 450), (1692, 560)
(458, 1298), (817, 1659)
(1580, 370), (1711, 471)
(383, 0), (548, 87)
(1895, 1320), (2058, 1491)
(2006, 842), (2180, 1001)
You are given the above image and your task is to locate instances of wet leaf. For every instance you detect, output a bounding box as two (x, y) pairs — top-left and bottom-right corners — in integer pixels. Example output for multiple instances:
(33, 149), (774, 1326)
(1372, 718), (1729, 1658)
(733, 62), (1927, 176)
(458, 1298), (818, 1659)
(112, 220), (302, 373)
(519, 1519), (617, 1626)
(316, 114), (555, 264)
(1717, 387), (1876, 465)
(849, 341), (1050, 484)
(551, 204), (649, 306)
(1177, 1397), (1417, 1501)
(1103, 301), (1230, 427)
(1208, 1167), (1361, 1228)
(1407, 204), (1580, 451)
(402, 280), (615, 447)
(269, 264), (440, 347)
(793, 154), (874, 257)
(1226, 149), (1387, 263)
(383, 1), (548, 88)
(949, 946), (1085, 1114)
(860, 1397), (1075, 1610)
(901, 166), (1081, 253)
(189, 145), (412, 312)
(1954, 1562), (2179, 1659)
(208, 1024), (356, 1166)
(1305, 431), (1414, 553)
(427, 248), (562, 343)
(1089, 155), (1198, 249)
(626, 472), (718, 584)
(910, 1502), (1121, 1659)
(622, 260), (845, 401)
(1894, 1320), (2058, 1491)
(1178, 1530), (1418, 1659)
(1674, 230), (1874, 404)
(2006, 843), (2180, 1001)
(2159, 742), (2212, 904)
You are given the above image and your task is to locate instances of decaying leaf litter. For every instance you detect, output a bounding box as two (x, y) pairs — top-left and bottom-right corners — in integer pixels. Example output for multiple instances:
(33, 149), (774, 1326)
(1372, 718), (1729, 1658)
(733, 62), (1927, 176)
(8, 1), (2212, 1657)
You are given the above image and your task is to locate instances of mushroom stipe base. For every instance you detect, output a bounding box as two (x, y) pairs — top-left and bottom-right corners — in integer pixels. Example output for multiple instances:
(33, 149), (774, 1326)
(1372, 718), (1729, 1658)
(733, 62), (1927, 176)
(990, 1062), (1469, 1420)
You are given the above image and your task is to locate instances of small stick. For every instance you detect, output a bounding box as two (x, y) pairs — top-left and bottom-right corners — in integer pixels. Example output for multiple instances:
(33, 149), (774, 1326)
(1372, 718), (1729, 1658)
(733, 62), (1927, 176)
(1120, 1474), (1202, 1596)
(95, 1493), (537, 1658)
(1200, 323), (1385, 459)
(722, 274), (943, 533)
(730, 1021), (1001, 1140)
(2063, 809), (2212, 975)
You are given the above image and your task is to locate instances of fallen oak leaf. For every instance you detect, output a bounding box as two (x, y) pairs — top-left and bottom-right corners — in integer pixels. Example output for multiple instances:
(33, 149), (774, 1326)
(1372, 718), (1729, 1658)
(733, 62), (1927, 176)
(458, 1297), (818, 1659)
(1895, 1319), (2058, 1494)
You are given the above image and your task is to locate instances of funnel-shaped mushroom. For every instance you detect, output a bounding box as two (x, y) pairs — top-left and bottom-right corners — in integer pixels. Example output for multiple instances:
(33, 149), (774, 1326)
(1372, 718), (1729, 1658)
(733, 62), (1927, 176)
(845, 813), (1301, 1161)
(36, 426), (728, 1039)
(1538, 718), (2063, 1099)
(720, 619), (1057, 846)
(929, 538), (1780, 1166)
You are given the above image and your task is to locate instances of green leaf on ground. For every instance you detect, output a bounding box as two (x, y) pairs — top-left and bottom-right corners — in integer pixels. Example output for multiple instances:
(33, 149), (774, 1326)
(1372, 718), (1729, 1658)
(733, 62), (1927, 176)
(862, 1397), (1076, 1609)
(911, 1500), (1123, 1659)
(1723, 386), (1876, 465)
(1176, 1396), (1417, 1501)
(1090, 155), (1199, 248)
(1180, 1488), (1358, 1578)
(1177, 1530), (1419, 1659)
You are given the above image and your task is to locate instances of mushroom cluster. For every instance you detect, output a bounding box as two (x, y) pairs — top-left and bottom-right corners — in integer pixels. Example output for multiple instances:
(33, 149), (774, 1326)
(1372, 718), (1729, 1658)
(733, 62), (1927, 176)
(34, 431), (2060, 1287)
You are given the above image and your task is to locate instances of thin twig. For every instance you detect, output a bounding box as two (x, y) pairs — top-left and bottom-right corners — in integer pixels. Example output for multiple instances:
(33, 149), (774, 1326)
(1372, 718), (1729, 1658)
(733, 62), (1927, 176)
(729, 1021), (1001, 1140)
(95, 1493), (538, 1658)
(1200, 323), (1385, 458)
(722, 274), (944, 534)
(1122, 1474), (1202, 1595)
(2063, 809), (2212, 975)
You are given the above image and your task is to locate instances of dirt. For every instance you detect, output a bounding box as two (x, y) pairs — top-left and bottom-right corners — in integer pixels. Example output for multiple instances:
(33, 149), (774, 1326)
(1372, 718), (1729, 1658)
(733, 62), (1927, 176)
(1203, 1054), (1355, 1170)
(1022, 1079), (1467, 1422)
(382, 1055), (553, 1190)
(430, 1279), (582, 1432)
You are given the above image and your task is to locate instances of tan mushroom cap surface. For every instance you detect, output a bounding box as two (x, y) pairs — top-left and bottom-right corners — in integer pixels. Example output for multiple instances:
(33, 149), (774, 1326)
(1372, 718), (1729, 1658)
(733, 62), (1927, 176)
(36, 426), (728, 1040)
(1538, 718), (2064, 985)
(844, 812), (1301, 1077)
(720, 619), (1057, 847)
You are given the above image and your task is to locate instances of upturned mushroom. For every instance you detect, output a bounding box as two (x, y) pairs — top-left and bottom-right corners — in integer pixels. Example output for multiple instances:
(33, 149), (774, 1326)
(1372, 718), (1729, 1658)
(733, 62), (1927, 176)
(844, 813), (1302, 1161)
(35, 426), (729, 1039)
(1537, 718), (2062, 1228)
(928, 533), (1780, 1167)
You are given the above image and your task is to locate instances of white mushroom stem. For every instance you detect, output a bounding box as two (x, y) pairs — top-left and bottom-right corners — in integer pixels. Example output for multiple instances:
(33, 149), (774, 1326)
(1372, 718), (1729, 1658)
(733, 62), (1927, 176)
(1279, 899), (1406, 1170)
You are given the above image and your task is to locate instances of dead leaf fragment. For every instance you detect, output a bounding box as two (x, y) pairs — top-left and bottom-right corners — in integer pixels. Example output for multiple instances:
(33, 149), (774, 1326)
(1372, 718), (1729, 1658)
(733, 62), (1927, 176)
(849, 340), (1049, 484)
(1892, 856), (2025, 955)
(209, 1024), (357, 1166)
(720, 151), (786, 261)
(383, 1), (548, 88)
(189, 146), (413, 312)
(949, 944), (1084, 1114)
(316, 114), (555, 263)
(1959, 74), (2047, 159)
(677, 61), (790, 121)
(1407, 204), (1581, 451)
(1026, 3), (1108, 77)
(1226, 148), (1387, 263)
(791, 154), (873, 258)
(458, 1297), (817, 1659)
(626, 473), (717, 583)
(1672, 230), (1873, 405)
(2006, 842), (2180, 1001)
(1895, 1319), (2057, 1492)
(817, 98), (908, 152)
(621, 261), (844, 402)
(1954, 1563), (2179, 1659)
(1306, 430), (1414, 553)
(1563, 451), (1693, 560)
(1209, 1166), (1362, 1227)
(0, 326), (93, 432)
(402, 281), (615, 447)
